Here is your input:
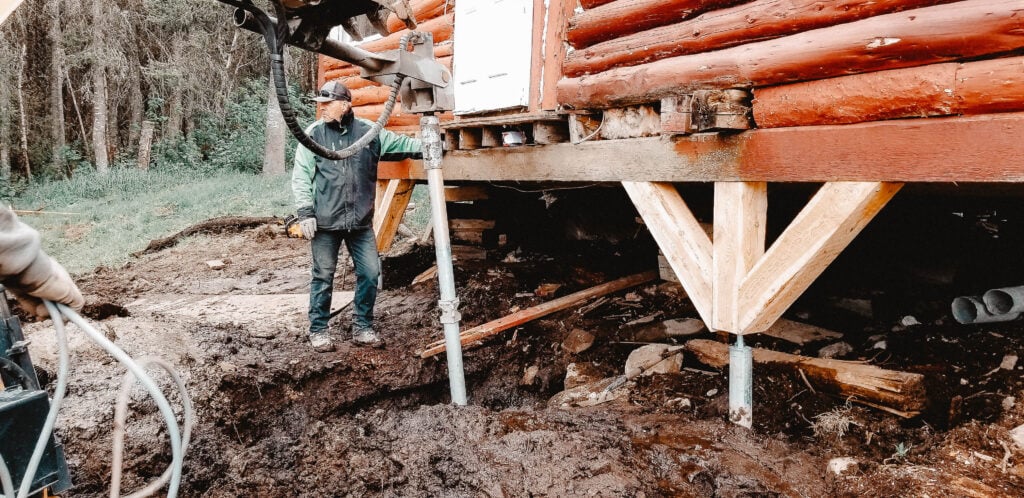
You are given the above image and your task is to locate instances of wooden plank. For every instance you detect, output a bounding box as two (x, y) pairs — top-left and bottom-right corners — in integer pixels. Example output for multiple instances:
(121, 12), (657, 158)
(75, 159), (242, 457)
(712, 182), (766, 332)
(533, 121), (570, 145)
(753, 56), (1024, 128)
(600, 105), (661, 139)
(661, 95), (694, 135)
(567, 0), (744, 49)
(443, 130), (459, 152)
(480, 127), (502, 148)
(419, 271), (658, 357)
(563, 0), (955, 77)
(557, 0), (1024, 109)
(762, 318), (843, 345)
(623, 182), (713, 324)
(737, 182), (902, 333)
(541, 0), (577, 110)
(375, 179), (389, 210)
(529, 0), (547, 111)
(449, 219), (496, 230)
(458, 128), (483, 150)
(373, 179), (416, 252)
(443, 185), (489, 202)
(444, 110), (563, 128)
(685, 339), (926, 415)
(376, 113), (1024, 182)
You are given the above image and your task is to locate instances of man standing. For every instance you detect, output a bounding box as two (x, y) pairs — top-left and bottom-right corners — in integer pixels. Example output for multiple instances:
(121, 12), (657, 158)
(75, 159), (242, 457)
(292, 81), (421, 352)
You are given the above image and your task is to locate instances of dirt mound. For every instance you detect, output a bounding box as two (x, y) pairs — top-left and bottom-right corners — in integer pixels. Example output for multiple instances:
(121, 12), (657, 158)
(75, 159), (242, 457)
(17, 220), (1024, 496)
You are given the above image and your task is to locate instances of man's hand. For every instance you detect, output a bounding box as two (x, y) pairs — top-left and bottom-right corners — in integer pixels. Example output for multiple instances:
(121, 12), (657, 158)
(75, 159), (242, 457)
(0, 208), (84, 318)
(298, 217), (317, 240)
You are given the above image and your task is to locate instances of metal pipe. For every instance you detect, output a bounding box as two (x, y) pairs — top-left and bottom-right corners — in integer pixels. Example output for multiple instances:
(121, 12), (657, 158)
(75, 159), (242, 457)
(983, 286), (1024, 315)
(233, 9), (391, 72)
(951, 295), (1019, 324)
(421, 114), (467, 405)
(729, 334), (753, 428)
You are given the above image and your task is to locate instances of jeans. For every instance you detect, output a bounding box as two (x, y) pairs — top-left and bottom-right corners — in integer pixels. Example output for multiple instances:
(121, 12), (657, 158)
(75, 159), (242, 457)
(308, 227), (380, 333)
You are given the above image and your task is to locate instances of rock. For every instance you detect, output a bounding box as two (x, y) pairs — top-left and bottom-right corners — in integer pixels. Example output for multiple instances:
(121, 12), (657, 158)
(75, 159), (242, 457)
(827, 457), (859, 476)
(871, 340), (887, 350)
(624, 344), (683, 378)
(205, 259), (226, 270)
(666, 397), (691, 410)
(561, 328), (595, 354)
(548, 377), (627, 408)
(218, 362), (238, 373)
(1004, 396), (1017, 411)
(1001, 354), (1019, 371)
(900, 315), (921, 326)
(664, 318), (706, 337)
(1011, 424), (1024, 452)
(706, 389), (718, 397)
(564, 362), (604, 390)
(818, 342), (853, 359)
(521, 365), (539, 386)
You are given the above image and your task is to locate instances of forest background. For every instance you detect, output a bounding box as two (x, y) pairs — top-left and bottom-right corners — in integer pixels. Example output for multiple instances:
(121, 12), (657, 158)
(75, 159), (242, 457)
(0, 0), (318, 198)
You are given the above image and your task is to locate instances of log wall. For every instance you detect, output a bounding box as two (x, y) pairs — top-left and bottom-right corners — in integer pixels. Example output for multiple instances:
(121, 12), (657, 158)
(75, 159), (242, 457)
(559, 0), (1024, 131)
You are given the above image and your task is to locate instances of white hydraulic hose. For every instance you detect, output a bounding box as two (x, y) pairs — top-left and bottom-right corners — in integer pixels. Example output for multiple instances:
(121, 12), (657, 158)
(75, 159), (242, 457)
(15, 301), (70, 498)
(55, 303), (185, 498)
(110, 357), (193, 498)
(0, 452), (14, 498)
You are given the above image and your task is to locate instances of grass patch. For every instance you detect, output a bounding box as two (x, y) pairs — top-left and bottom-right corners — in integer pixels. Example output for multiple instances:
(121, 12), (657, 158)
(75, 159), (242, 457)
(8, 168), (293, 274)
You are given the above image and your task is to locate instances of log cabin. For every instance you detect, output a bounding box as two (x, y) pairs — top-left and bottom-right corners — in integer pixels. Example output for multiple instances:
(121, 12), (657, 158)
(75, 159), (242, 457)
(318, 0), (1024, 425)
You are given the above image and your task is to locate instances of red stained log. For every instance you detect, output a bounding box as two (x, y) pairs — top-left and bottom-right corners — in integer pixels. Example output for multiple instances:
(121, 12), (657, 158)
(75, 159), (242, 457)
(351, 85), (393, 106)
(557, 0), (1024, 109)
(567, 0), (744, 48)
(580, 0), (616, 9)
(386, 0), (451, 33)
(753, 56), (1024, 128)
(322, 13), (455, 74)
(564, 0), (955, 77)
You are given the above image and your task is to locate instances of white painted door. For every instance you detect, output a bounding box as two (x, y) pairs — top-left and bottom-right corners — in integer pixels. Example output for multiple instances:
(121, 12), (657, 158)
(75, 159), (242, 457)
(452, 0), (534, 115)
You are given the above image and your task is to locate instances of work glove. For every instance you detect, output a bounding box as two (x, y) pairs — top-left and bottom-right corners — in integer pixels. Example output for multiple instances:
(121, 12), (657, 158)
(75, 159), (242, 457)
(298, 217), (317, 240)
(0, 207), (85, 318)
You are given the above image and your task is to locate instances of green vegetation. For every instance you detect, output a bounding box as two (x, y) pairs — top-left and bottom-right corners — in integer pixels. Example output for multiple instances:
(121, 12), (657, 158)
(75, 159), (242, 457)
(8, 168), (293, 274)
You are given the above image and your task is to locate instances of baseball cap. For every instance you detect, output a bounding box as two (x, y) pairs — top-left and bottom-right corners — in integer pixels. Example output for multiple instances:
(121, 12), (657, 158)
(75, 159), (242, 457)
(313, 80), (352, 103)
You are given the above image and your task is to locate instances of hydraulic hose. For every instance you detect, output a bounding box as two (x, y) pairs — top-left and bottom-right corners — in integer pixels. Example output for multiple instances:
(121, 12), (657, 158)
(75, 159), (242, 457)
(1, 450), (14, 498)
(225, 0), (407, 160)
(0, 356), (39, 390)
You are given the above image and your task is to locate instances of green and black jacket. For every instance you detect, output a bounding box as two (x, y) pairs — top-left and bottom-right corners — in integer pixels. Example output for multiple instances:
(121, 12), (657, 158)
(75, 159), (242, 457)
(292, 118), (421, 231)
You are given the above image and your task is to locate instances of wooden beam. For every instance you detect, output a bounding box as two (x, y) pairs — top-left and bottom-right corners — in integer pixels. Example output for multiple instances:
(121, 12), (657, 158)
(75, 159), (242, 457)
(712, 182), (766, 332)
(557, 0), (1024, 109)
(373, 179), (416, 252)
(753, 56), (1024, 128)
(623, 182), (713, 324)
(529, 0), (547, 111)
(541, 0), (576, 110)
(685, 339), (926, 415)
(563, 0), (954, 77)
(567, 0), (744, 49)
(737, 182), (902, 333)
(375, 113), (1024, 183)
(419, 271), (658, 358)
(443, 185), (489, 202)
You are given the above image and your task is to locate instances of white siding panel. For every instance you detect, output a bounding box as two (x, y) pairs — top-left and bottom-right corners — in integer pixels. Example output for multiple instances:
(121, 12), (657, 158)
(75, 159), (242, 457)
(453, 0), (534, 114)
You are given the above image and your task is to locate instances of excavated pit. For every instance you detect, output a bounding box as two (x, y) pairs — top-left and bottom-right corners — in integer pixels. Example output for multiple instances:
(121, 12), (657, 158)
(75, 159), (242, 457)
(15, 186), (1024, 496)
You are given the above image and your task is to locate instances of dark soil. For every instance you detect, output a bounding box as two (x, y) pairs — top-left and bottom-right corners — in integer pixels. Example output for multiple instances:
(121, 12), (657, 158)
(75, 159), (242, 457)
(19, 190), (1024, 497)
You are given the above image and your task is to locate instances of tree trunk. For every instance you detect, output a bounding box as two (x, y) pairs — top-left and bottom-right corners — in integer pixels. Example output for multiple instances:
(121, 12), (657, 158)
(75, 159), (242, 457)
(91, 0), (109, 172)
(49, 0), (66, 173)
(128, 60), (144, 147)
(263, 75), (286, 175)
(165, 38), (185, 140)
(17, 42), (30, 181)
(65, 69), (90, 156)
(137, 120), (154, 170)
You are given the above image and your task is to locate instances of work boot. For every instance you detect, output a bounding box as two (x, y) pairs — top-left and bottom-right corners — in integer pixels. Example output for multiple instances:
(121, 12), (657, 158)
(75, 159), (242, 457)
(309, 331), (335, 353)
(352, 325), (383, 348)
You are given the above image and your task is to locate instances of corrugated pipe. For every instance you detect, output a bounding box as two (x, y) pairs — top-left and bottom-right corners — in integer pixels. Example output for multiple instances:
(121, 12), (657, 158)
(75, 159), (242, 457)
(951, 294), (1021, 324)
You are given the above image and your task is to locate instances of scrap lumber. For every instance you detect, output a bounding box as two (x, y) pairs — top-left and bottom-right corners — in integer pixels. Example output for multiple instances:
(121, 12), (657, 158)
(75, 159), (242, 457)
(685, 339), (926, 416)
(567, 0), (744, 49)
(373, 179), (415, 252)
(753, 56), (1024, 128)
(557, 0), (1024, 109)
(563, 0), (954, 77)
(419, 271), (658, 358)
(761, 318), (843, 345)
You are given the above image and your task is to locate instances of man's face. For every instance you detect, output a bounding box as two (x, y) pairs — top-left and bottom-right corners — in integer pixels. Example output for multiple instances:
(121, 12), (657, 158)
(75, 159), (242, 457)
(322, 99), (352, 123)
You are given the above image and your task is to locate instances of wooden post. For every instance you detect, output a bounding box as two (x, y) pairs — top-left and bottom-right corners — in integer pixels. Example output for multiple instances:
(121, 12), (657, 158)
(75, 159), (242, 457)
(712, 182), (766, 332)
(737, 182), (902, 333)
(373, 179), (416, 252)
(137, 121), (155, 171)
(623, 181), (713, 324)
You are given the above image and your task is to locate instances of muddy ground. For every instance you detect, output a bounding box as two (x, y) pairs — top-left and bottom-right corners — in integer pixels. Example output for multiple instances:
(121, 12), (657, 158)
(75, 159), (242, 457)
(16, 189), (1024, 497)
